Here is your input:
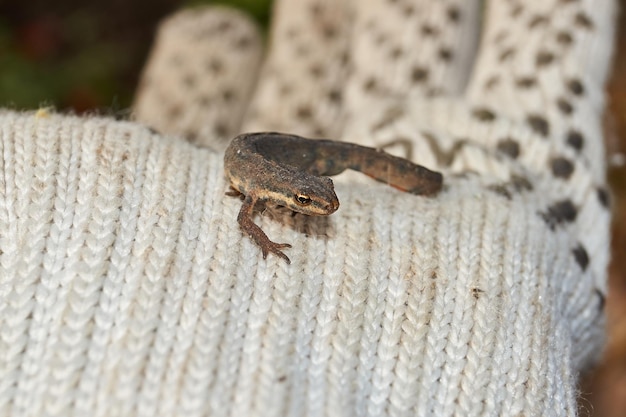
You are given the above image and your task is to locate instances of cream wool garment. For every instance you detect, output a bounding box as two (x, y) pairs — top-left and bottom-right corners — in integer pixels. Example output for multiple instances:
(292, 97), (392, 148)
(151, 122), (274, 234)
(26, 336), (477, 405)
(0, 0), (617, 416)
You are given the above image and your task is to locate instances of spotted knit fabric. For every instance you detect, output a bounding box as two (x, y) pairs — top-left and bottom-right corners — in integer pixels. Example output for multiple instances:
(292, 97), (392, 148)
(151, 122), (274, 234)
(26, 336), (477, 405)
(0, 1), (616, 416)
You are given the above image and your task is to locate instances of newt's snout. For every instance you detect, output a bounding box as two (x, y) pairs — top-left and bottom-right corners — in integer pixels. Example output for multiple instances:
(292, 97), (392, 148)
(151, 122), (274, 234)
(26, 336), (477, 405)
(324, 199), (340, 214)
(303, 195), (339, 216)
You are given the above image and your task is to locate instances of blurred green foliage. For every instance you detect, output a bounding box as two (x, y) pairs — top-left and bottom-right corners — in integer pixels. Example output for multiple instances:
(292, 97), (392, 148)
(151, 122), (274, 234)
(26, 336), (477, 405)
(187, 0), (273, 27)
(0, 0), (273, 112)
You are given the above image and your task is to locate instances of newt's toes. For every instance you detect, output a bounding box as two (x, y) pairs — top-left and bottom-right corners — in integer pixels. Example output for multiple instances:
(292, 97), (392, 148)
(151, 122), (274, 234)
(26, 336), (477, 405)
(262, 242), (292, 264)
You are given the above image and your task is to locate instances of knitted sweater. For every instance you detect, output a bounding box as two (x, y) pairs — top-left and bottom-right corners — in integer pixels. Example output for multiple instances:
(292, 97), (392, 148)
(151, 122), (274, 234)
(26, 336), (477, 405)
(0, 0), (616, 416)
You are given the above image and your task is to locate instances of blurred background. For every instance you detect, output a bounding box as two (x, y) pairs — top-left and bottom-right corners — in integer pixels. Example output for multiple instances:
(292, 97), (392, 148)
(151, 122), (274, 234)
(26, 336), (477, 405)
(0, 0), (272, 113)
(0, 0), (624, 415)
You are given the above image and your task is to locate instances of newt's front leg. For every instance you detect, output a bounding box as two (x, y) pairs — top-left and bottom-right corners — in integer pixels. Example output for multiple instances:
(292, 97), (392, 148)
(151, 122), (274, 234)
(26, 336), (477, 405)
(237, 194), (292, 263)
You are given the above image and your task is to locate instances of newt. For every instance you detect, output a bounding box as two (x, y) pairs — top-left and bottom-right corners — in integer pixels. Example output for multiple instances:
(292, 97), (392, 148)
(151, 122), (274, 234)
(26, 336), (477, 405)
(223, 132), (443, 263)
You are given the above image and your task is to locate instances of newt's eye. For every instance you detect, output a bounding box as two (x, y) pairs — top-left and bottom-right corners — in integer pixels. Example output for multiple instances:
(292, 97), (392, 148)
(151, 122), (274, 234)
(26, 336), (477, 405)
(295, 194), (312, 206)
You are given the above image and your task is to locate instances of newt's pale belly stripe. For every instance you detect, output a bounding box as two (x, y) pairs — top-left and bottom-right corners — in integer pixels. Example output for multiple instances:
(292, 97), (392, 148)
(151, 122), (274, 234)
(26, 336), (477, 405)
(224, 132), (443, 263)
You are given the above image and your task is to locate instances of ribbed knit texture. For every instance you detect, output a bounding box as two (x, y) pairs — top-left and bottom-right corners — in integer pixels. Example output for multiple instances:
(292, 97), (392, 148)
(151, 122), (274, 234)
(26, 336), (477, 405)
(0, 111), (604, 416)
(0, 0), (616, 416)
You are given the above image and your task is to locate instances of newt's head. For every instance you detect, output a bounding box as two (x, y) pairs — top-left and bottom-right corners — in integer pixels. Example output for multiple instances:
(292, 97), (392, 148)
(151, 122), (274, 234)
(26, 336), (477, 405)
(283, 175), (339, 216)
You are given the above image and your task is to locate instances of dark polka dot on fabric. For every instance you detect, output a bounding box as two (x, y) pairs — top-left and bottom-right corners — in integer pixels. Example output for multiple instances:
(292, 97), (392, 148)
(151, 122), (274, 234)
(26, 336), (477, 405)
(421, 24), (439, 37)
(510, 175), (534, 192)
(556, 98), (574, 115)
(309, 3), (322, 15)
(487, 175), (534, 199)
(566, 130), (584, 151)
(550, 157), (575, 179)
(217, 19), (232, 32)
(168, 105), (182, 119)
(575, 12), (594, 29)
(411, 67), (429, 83)
(494, 30), (508, 44)
(539, 199), (578, 229)
(327, 89), (342, 103)
(487, 184), (512, 199)
(567, 79), (585, 95)
(185, 130), (199, 143)
(312, 126), (326, 137)
(390, 46), (404, 60)
(527, 115), (550, 136)
(510, 4), (523, 17)
(556, 31), (574, 45)
(472, 108), (496, 122)
(364, 77), (378, 91)
(516, 77), (537, 88)
(499, 48), (515, 61)
(197, 95), (210, 106)
(447, 6), (461, 22)
(374, 32), (388, 46)
(497, 138), (520, 158)
(339, 51), (350, 66)
(528, 15), (548, 28)
(484, 75), (500, 90)
(536, 51), (555, 67)
(214, 122), (229, 137)
(207, 58), (223, 74)
(550, 200), (578, 222)
(322, 24), (338, 39)
(296, 105), (313, 119)
(572, 243), (589, 271)
(221, 89), (235, 102)
(439, 47), (453, 61)
(597, 186), (610, 208)
(309, 64), (324, 78)
(237, 36), (253, 50)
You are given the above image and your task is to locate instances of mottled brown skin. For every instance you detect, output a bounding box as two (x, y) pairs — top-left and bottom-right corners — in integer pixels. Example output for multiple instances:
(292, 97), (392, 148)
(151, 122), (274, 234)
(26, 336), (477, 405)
(224, 132), (443, 263)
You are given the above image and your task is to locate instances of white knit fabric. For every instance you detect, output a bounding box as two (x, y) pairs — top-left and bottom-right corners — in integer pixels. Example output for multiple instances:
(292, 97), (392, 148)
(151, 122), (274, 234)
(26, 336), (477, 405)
(0, 0), (616, 416)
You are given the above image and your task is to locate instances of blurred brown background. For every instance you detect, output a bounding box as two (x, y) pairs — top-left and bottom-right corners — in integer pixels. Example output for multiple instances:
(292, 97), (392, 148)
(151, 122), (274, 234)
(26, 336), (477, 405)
(580, 1), (626, 416)
(0, 1), (624, 415)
